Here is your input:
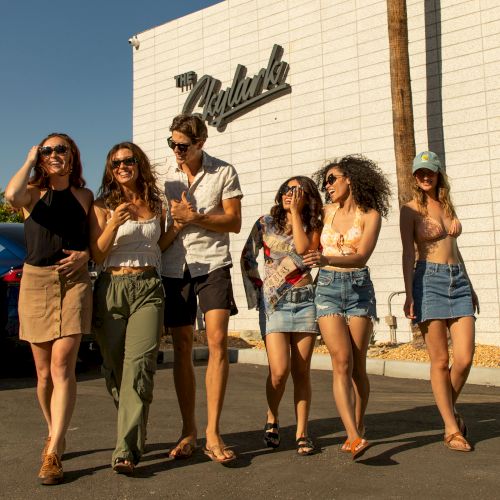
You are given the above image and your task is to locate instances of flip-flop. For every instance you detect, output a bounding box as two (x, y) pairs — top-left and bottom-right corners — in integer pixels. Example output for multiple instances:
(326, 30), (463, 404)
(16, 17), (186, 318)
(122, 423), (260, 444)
(350, 438), (370, 460)
(203, 444), (236, 463)
(113, 458), (134, 475)
(340, 438), (351, 453)
(444, 432), (472, 452)
(169, 440), (197, 459)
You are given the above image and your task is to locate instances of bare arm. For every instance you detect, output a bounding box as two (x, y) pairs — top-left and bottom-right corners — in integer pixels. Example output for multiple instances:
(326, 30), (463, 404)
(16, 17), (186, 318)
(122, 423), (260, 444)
(400, 204), (417, 319)
(89, 201), (132, 264)
(5, 146), (39, 209)
(171, 193), (242, 234)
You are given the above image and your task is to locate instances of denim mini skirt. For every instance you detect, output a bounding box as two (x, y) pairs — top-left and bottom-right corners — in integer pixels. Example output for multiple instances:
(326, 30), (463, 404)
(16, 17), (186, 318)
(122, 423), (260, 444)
(412, 261), (474, 324)
(314, 267), (377, 321)
(259, 284), (318, 337)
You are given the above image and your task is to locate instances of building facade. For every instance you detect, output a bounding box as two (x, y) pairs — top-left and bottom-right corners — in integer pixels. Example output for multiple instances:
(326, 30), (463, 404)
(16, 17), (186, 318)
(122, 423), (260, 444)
(132, 0), (500, 346)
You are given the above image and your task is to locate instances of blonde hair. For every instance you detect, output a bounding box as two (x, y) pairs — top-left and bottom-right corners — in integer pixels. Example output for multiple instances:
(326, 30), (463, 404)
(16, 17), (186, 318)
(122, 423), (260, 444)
(412, 169), (456, 218)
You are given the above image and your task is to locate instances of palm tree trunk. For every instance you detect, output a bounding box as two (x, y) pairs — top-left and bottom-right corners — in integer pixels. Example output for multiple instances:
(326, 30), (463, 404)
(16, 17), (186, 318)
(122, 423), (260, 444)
(387, 0), (415, 208)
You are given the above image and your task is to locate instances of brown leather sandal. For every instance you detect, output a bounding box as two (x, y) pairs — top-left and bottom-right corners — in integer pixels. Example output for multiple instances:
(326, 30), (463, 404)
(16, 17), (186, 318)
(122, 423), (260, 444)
(444, 432), (472, 452)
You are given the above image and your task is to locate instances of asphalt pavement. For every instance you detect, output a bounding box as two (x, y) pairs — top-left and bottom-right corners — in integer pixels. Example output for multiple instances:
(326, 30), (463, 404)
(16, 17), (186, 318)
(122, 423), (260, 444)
(1, 361), (499, 499)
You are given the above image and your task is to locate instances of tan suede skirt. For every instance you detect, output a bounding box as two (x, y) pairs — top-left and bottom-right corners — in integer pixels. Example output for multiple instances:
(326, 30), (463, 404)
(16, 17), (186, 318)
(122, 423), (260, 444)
(18, 263), (92, 343)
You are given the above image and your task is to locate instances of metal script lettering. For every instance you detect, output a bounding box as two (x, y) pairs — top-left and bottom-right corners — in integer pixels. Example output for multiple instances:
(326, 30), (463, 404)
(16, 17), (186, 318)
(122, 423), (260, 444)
(182, 44), (291, 131)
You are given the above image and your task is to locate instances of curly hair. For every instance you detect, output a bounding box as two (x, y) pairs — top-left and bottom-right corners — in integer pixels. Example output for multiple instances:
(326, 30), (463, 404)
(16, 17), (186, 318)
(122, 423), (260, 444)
(270, 176), (323, 234)
(312, 155), (392, 218)
(29, 133), (86, 189)
(96, 142), (162, 214)
(411, 170), (456, 219)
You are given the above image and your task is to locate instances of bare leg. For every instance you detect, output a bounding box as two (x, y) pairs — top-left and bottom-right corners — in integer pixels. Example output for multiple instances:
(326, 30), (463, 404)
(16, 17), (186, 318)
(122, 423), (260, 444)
(448, 317), (475, 406)
(204, 309), (233, 460)
(264, 332), (291, 425)
(290, 332), (316, 442)
(31, 342), (54, 440)
(169, 325), (197, 456)
(46, 334), (82, 456)
(318, 316), (361, 445)
(349, 317), (372, 434)
(421, 319), (470, 450)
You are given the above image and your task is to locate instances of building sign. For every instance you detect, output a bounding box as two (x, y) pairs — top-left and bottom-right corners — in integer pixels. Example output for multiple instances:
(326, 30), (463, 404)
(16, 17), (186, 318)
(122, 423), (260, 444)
(180, 44), (291, 131)
(174, 71), (197, 91)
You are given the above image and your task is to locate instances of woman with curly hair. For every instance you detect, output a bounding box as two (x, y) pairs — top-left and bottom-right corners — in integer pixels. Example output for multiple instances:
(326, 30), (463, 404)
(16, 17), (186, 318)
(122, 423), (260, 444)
(6, 133), (93, 485)
(303, 155), (391, 460)
(241, 176), (323, 455)
(90, 142), (168, 474)
(400, 151), (478, 452)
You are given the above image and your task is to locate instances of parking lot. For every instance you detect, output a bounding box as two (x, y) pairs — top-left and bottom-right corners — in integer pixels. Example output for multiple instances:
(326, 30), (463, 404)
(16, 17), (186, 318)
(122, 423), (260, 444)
(1, 362), (500, 499)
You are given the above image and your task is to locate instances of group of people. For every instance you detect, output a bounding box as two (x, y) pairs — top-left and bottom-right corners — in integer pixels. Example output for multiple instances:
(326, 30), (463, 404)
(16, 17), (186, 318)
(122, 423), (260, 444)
(5, 114), (478, 486)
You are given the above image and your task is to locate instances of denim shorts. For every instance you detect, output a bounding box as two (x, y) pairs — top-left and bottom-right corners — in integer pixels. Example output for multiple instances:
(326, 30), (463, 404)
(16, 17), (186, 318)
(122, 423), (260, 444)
(259, 284), (318, 337)
(315, 267), (377, 320)
(412, 261), (475, 324)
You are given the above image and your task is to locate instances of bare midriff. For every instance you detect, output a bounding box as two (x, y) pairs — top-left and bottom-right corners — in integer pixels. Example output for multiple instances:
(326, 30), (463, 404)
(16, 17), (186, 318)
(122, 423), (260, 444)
(105, 266), (156, 275)
(416, 234), (460, 265)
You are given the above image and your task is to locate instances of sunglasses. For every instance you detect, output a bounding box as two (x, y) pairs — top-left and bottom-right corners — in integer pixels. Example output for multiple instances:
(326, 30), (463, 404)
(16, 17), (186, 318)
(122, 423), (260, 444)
(280, 185), (300, 196)
(39, 145), (68, 157)
(323, 174), (344, 188)
(111, 157), (137, 169)
(167, 136), (194, 153)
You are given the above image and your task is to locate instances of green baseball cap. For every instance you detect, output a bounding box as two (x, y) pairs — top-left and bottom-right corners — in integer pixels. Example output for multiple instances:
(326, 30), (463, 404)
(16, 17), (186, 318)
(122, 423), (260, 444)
(412, 151), (441, 174)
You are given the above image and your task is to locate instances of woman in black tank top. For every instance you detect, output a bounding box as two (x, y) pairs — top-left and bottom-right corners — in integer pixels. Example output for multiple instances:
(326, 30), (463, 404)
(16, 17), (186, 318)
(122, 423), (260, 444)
(5, 133), (93, 485)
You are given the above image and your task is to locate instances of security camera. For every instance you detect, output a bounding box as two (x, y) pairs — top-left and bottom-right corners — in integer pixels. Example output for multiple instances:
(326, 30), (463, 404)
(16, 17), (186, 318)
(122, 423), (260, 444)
(128, 35), (140, 50)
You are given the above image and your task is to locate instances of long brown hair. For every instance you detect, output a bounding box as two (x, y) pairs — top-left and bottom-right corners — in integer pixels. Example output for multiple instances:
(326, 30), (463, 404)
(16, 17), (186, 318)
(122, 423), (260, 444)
(96, 142), (162, 214)
(29, 133), (86, 188)
(270, 176), (323, 234)
(412, 170), (456, 219)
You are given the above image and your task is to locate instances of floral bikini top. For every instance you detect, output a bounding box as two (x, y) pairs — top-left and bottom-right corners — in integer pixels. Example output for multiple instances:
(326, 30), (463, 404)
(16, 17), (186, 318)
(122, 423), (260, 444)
(321, 204), (363, 256)
(415, 215), (452, 242)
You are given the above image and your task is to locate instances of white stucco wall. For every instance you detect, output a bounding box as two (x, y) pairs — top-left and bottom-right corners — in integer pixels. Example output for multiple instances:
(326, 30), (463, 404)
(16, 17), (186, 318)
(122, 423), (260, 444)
(132, 0), (500, 346)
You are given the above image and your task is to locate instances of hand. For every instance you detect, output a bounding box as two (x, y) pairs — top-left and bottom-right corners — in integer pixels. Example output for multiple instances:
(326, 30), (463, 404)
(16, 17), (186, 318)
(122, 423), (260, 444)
(403, 296), (416, 319)
(170, 191), (196, 225)
(471, 289), (480, 314)
(289, 186), (304, 215)
(302, 249), (328, 267)
(110, 202), (132, 229)
(56, 249), (89, 277)
(26, 146), (39, 168)
(448, 218), (462, 237)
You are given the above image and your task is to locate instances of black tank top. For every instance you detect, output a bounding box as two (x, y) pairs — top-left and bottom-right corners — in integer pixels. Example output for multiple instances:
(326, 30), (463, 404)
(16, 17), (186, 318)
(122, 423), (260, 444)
(24, 187), (88, 266)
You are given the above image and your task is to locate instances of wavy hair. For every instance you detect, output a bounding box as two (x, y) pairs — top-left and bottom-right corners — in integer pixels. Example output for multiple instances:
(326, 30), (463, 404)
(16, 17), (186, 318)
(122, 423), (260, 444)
(29, 133), (86, 188)
(313, 155), (391, 218)
(96, 142), (162, 214)
(412, 170), (456, 219)
(270, 176), (323, 234)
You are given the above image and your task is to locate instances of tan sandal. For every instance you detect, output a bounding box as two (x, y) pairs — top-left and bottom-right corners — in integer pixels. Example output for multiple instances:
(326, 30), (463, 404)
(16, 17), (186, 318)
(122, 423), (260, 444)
(203, 444), (236, 463)
(444, 432), (472, 452)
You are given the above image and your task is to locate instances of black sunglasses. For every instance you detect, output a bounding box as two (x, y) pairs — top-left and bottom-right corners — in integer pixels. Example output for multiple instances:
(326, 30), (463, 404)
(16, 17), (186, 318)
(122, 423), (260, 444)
(323, 173), (344, 188)
(280, 185), (300, 196)
(39, 145), (68, 157)
(167, 136), (194, 153)
(111, 157), (137, 169)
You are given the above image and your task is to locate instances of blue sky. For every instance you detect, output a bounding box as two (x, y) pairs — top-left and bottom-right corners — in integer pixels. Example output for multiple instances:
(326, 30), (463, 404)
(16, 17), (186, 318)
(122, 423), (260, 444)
(0, 0), (221, 193)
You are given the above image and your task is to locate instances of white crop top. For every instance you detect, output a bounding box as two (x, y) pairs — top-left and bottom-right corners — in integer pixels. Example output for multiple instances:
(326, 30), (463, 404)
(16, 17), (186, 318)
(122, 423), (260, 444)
(103, 216), (162, 272)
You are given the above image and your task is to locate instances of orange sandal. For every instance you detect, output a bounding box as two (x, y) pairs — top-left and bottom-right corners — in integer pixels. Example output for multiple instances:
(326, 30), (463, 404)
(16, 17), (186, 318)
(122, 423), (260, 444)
(350, 438), (370, 460)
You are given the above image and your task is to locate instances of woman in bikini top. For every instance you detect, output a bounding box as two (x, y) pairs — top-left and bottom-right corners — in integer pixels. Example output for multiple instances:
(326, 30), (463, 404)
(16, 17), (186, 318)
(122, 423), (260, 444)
(400, 151), (478, 453)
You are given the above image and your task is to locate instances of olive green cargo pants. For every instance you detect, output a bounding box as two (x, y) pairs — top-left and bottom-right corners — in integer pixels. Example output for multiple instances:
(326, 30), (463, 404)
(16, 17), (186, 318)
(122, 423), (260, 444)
(93, 270), (164, 465)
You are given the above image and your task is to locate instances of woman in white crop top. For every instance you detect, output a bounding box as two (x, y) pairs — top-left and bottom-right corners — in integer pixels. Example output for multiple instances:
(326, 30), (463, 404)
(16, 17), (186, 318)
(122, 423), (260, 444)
(303, 155), (391, 460)
(90, 142), (169, 475)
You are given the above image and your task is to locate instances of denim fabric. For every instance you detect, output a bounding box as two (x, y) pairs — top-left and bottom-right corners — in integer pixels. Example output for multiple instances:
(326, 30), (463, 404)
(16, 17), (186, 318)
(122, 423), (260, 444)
(315, 267), (377, 320)
(412, 260), (475, 324)
(260, 284), (318, 337)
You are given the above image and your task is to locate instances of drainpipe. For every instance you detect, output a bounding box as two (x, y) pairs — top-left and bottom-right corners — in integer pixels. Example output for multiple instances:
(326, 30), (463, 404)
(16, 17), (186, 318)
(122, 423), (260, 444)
(385, 291), (406, 344)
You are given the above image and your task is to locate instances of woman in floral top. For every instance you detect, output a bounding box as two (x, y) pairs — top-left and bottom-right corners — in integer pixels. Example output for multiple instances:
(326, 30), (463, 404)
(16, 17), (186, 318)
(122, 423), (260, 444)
(241, 176), (322, 455)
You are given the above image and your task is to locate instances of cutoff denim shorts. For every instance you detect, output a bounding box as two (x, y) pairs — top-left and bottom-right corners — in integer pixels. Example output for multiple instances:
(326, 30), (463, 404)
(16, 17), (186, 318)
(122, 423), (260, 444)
(315, 267), (377, 320)
(412, 260), (475, 324)
(259, 284), (319, 337)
